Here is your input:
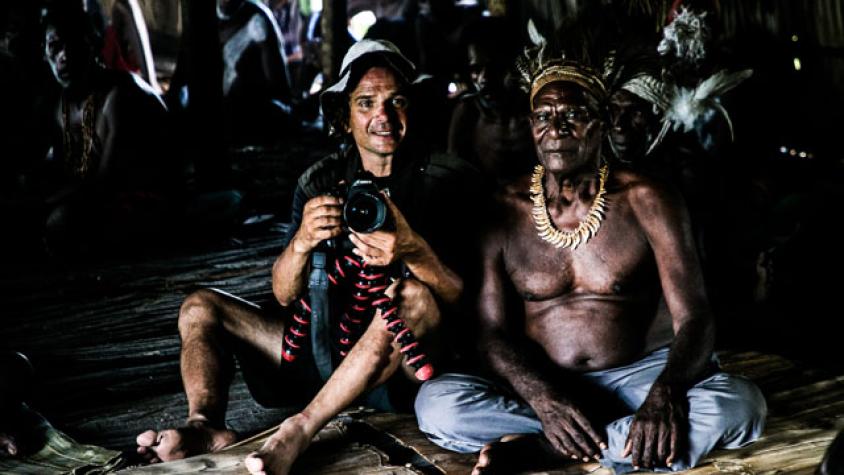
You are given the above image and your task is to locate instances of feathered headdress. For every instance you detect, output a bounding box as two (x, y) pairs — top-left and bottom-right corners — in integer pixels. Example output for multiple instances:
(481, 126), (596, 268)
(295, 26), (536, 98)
(516, 19), (610, 110)
(601, 38), (668, 156)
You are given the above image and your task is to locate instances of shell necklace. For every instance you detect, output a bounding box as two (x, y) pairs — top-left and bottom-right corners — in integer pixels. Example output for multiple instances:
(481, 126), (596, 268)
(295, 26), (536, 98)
(529, 163), (608, 250)
(62, 94), (97, 177)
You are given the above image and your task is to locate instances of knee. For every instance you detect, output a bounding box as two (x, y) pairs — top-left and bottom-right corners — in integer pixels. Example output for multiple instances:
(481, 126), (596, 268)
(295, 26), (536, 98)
(720, 377), (766, 429)
(44, 204), (74, 243)
(414, 374), (474, 434)
(694, 375), (767, 445)
(178, 289), (223, 335)
(399, 279), (440, 331)
(45, 205), (68, 231)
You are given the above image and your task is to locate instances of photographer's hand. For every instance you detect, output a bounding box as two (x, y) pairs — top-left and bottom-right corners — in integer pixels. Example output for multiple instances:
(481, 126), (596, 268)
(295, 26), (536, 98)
(292, 195), (344, 253)
(350, 196), (462, 305)
(273, 195), (343, 306)
(349, 195), (419, 267)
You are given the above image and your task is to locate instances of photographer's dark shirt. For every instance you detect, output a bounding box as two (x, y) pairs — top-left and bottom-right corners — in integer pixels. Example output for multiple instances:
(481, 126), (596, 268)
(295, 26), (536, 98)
(282, 145), (482, 279)
(279, 145), (483, 406)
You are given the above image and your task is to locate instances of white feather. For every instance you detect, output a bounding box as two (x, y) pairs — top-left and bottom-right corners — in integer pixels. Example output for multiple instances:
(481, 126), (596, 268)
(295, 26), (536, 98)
(527, 19), (545, 47)
(663, 69), (752, 137)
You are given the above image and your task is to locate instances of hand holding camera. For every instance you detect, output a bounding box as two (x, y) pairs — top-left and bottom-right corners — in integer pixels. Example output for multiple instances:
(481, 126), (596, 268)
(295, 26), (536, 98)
(348, 194), (418, 267)
(292, 195), (344, 254)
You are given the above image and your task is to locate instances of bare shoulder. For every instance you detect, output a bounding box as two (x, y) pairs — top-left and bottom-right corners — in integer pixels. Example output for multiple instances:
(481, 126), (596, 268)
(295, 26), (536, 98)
(611, 168), (684, 218)
(102, 72), (166, 116)
(480, 174), (532, 246)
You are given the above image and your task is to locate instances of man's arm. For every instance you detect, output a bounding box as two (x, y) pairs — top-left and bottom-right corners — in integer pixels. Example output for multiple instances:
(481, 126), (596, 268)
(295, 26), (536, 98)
(476, 217), (605, 462)
(625, 180), (716, 468)
(272, 192), (343, 306)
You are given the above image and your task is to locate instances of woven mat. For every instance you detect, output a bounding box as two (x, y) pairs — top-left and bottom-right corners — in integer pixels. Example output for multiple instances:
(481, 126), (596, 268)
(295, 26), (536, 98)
(0, 407), (125, 475)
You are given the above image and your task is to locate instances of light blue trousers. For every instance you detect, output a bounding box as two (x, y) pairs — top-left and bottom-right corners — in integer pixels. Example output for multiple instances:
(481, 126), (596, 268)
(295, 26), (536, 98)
(415, 348), (766, 473)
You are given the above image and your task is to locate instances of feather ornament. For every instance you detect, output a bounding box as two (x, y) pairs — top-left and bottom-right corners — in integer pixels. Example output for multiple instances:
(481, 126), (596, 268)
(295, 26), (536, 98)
(664, 69), (753, 139)
(658, 7), (710, 65)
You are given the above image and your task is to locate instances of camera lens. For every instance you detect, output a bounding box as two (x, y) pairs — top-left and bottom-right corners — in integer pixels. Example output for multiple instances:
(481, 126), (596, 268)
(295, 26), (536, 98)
(345, 192), (387, 233)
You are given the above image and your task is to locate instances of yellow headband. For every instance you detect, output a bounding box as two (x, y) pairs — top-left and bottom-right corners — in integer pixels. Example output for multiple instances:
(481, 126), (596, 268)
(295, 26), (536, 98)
(529, 63), (608, 109)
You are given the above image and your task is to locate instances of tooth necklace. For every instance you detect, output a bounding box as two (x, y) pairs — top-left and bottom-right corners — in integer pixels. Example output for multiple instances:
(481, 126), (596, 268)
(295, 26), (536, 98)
(529, 163), (609, 250)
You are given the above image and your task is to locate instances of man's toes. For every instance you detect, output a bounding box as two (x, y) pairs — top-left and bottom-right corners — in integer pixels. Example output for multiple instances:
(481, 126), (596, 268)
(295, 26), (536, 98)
(472, 445), (494, 474)
(478, 444), (496, 464)
(136, 430), (157, 447)
(0, 435), (18, 456)
(244, 452), (267, 474)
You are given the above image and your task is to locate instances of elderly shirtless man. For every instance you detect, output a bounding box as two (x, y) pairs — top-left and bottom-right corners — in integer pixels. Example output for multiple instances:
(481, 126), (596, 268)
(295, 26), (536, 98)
(415, 52), (766, 474)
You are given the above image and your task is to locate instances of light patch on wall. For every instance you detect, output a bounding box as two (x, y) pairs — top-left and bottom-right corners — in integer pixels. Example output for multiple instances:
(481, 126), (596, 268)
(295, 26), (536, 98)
(793, 57), (802, 71)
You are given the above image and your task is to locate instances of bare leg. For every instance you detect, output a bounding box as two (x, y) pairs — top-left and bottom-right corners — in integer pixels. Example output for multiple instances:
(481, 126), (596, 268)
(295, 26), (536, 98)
(137, 288), (286, 463)
(244, 279), (440, 475)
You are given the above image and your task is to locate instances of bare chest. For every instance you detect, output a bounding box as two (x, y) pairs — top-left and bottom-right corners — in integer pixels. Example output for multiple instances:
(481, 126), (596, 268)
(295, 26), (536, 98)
(503, 199), (656, 300)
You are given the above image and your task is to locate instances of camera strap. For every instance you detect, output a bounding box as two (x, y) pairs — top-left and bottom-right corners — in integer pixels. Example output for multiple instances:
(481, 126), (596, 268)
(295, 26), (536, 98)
(308, 251), (334, 382)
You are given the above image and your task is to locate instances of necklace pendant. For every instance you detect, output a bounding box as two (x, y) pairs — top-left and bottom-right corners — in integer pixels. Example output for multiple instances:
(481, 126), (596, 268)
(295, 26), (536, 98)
(529, 164), (609, 250)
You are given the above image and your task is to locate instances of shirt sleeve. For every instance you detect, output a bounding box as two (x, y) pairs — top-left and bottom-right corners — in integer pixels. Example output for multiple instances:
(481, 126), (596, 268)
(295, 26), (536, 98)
(281, 184), (308, 249)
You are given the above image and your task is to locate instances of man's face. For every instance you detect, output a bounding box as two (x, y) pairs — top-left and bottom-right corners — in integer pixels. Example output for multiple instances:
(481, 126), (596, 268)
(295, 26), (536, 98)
(467, 44), (492, 93)
(608, 90), (657, 163)
(44, 25), (90, 88)
(530, 82), (602, 173)
(346, 66), (409, 162)
(44, 26), (71, 87)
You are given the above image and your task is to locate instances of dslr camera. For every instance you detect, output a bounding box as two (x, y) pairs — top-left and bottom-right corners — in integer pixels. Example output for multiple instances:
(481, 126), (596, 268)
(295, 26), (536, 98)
(334, 178), (391, 234)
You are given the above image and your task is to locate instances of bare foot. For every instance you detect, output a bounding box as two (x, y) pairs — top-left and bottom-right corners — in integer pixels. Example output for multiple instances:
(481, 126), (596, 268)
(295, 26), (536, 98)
(0, 432), (18, 457)
(135, 421), (236, 463)
(472, 434), (563, 475)
(244, 414), (312, 475)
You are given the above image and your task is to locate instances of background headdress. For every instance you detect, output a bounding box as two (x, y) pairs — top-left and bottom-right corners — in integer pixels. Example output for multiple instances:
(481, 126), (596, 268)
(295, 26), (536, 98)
(656, 7), (752, 148)
(603, 44), (669, 156)
(601, 6), (752, 156)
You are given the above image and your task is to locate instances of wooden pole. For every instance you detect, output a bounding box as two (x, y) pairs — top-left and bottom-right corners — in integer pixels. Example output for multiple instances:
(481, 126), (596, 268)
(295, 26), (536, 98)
(180, 0), (227, 187)
(321, 0), (349, 83)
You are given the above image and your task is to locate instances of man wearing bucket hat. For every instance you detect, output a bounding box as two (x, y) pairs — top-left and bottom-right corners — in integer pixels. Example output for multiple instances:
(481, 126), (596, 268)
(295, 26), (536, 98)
(136, 39), (479, 474)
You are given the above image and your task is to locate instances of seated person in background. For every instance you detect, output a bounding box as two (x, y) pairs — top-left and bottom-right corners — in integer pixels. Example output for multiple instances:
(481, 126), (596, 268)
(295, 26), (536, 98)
(136, 39), (479, 475)
(415, 42), (766, 474)
(217, 0), (295, 144)
(33, 3), (177, 256)
(448, 17), (534, 186)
